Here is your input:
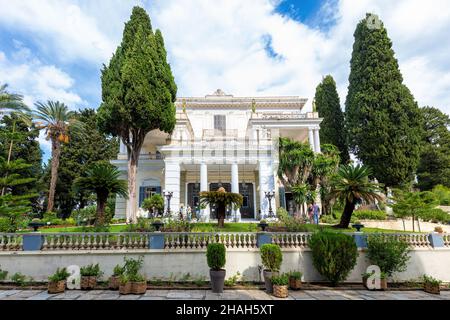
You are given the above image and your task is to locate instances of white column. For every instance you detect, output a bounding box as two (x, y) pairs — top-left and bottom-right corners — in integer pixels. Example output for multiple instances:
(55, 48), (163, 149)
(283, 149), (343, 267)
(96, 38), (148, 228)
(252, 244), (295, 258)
(164, 160), (180, 218)
(119, 140), (127, 154)
(231, 162), (241, 222)
(258, 160), (275, 219)
(314, 128), (321, 153)
(308, 128), (315, 152)
(200, 162), (209, 222)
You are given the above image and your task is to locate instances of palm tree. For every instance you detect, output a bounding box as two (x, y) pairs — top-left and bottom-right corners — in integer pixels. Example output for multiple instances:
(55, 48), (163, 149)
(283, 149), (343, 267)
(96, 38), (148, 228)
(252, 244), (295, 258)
(330, 164), (383, 228)
(32, 100), (81, 212)
(74, 163), (128, 226)
(199, 187), (243, 228)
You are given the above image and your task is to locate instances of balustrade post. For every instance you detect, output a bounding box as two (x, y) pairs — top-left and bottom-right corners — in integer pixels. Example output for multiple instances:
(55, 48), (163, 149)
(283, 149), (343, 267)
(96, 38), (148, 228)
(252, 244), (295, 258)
(257, 232), (272, 248)
(149, 232), (165, 249)
(22, 233), (44, 251)
(428, 233), (444, 248)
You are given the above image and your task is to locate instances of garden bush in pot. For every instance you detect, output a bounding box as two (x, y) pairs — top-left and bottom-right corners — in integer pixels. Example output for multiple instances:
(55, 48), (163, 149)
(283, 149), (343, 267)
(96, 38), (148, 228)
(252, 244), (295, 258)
(48, 268), (70, 294)
(207, 243), (226, 293)
(288, 271), (302, 290)
(271, 273), (289, 298)
(260, 243), (283, 293)
(109, 264), (125, 290)
(121, 257), (146, 295)
(80, 263), (102, 290)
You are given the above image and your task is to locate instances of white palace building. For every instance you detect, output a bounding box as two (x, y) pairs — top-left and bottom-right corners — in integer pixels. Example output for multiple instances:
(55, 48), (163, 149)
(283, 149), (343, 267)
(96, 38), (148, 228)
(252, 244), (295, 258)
(112, 89), (323, 221)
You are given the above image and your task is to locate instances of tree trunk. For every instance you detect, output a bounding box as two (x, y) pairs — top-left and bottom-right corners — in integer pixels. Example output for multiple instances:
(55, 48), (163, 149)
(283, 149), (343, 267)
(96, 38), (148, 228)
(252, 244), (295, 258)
(1, 121), (15, 196)
(335, 200), (355, 229)
(217, 203), (225, 228)
(127, 151), (138, 224)
(47, 138), (61, 213)
(96, 193), (108, 226)
(412, 214), (415, 232)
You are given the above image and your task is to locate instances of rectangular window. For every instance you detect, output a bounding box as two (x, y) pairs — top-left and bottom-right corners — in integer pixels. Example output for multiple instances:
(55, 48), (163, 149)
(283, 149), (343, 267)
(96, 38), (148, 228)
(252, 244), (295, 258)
(214, 115), (226, 133)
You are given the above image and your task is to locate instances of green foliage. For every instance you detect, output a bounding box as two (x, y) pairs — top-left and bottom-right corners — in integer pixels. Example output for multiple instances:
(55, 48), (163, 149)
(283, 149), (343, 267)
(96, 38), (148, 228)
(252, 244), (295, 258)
(125, 217), (152, 232)
(260, 244), (283, 272)
(0, 266), (8, 280)
(366, 235), (410, 276)
(43, 109), (118, 218)
(416, 107), (450, 190)
(11, 272), (27, 286)
(206, 243), (226, 270)
(288, 271), (302, 280)
(308, 231), (358, 286)
(271, 273), (289, 286)
(142, 194), (164, 213)
(276, 207), (289, 219)
(345, 13), (422, 187)
(432, 185), (450, 205)
(199, 191), (243, 209)
(314, 75), (349, 163)
(331, 164), (383, 228)
(353, 210), (386, 220)
(48, 268), (70, 282)
(224, 272), (241, 286)
(80, 263), (103, 278)
(422, 275), (442, 286)
(113, 265), (125, 277)
(121, 256), (145, 282)
(74, 163), (127, 226)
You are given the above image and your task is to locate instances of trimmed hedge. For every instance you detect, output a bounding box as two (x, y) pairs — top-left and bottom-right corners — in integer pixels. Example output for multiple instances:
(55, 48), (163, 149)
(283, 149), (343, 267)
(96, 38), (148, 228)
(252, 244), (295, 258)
(206, 243), (226, 270)
(260, 244), (283, 272)
(353, 210), (387, 221)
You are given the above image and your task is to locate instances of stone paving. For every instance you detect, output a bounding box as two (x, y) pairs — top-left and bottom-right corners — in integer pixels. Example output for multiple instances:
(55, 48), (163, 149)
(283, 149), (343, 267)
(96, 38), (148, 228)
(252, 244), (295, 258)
(0, 289), (449, 300)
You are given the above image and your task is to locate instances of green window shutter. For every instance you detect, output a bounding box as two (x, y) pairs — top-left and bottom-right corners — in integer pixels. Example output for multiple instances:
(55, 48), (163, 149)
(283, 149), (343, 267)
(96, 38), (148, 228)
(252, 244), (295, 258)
(279, 187), (286, 209)
(139, 187), (145, 207)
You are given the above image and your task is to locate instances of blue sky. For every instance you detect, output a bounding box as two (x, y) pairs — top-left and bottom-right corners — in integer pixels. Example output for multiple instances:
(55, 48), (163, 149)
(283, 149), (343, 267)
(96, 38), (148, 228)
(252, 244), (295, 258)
(1, 0), (450, 162)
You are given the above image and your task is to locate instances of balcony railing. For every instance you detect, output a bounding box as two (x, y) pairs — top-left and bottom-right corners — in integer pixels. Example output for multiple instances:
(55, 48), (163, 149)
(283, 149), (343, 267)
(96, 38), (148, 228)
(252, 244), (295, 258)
(202, 129), (238, 138)
(250, 111), (319, 120)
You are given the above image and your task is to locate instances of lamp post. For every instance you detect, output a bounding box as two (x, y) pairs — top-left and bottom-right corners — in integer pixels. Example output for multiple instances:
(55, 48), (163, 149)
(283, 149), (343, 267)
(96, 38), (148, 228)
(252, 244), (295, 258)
(163, 191), (173, 216)
(265, 191), (275, 218)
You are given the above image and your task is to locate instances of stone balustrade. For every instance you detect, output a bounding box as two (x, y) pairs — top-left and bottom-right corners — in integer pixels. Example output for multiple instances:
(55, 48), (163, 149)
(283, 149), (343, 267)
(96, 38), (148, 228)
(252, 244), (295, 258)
(0, 231), (448, 251)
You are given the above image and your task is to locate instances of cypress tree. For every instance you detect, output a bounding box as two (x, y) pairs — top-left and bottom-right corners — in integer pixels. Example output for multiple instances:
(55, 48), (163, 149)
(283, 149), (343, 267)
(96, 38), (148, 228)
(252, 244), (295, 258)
(98, 6), (177, 223)
(345, 13), (422, 188)
(314, 75), (349, 163)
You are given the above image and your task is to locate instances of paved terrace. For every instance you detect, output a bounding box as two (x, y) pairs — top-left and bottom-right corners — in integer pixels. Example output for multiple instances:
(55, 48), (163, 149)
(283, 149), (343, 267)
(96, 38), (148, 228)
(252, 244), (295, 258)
(1, 289), (449, 300)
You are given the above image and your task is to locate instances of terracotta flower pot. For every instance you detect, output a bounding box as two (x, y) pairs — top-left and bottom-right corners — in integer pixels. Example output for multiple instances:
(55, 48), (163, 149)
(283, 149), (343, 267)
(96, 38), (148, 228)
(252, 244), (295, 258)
(273, 285), (289, 298)
(109, 276), (121, 290)
(48, 280), (66, 294)
(130, 281), (147, 294)
(424, 283), (440, 295)
(289, 277), (302, 290)
(80, 276), (97, 290)
(263, 270), (279, 294)
(210, 269), (226, 293)
(119, 282), (132, 295)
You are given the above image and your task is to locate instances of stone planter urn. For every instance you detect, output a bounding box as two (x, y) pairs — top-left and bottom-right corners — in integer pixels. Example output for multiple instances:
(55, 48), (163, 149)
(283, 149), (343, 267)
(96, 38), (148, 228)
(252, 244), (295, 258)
(210, 269), (226, 293)
(263, 270), (279, 294)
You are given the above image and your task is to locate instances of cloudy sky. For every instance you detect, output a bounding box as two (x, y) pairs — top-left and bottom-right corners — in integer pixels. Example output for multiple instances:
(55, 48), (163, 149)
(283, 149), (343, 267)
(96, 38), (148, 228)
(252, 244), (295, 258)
(1, 0), (450, 159)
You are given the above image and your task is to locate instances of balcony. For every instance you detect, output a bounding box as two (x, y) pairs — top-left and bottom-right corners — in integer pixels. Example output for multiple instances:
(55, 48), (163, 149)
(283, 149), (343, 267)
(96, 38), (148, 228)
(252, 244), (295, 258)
(202, 129), (238, 138)
(250, 111), (318, 120)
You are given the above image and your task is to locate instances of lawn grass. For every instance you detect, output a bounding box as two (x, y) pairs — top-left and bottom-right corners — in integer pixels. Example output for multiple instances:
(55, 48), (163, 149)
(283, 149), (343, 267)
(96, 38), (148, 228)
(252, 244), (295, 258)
(28, 222), (418, 234)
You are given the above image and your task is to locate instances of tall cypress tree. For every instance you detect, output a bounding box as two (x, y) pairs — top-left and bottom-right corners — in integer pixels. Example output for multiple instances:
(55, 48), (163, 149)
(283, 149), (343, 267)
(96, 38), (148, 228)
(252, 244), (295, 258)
(98, 6), (177, 223)
(345, 13), (422, 188)
(314, 75), (349, 163)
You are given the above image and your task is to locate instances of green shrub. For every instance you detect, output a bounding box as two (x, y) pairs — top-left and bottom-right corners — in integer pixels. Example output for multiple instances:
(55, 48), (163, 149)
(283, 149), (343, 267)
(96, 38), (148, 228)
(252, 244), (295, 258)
(353, 210), (387, 220)
(288, 271), (302, 280)
(308, 231), (358, 286)
(432, 185), (450, 206)
(260, 244), (282, 272)
(276, 207), (289, 220)
(48, 268), (70, 282)
(422, 274), (442, 286)
(206, 243), (226, 270)
(124, 256), (144, 277)
(113, 264), (125, 277)
(142, 194), (164, 214)
(224, 272), (241, 286)
(419, 208), (450, 224)
(366, 235), (410, 277)
(80, 263), (103, 278)
(320, 214), (338, 224)
(0, 266), (8, 280)
(271, 273), (289, 286)
(11, 272), (27, 286)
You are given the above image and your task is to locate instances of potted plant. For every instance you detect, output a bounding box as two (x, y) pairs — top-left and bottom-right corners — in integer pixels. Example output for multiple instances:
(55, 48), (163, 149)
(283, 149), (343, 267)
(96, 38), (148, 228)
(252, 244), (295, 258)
(423, 275), (441, 295)
(260, 243), (282, 293)
(119, 275), (131, 295)
(80, 263), (102, 290)
(28, 218), (45, 232)
(257, 219), (268, 231)
(271, 273), (289, 298)
(352, 221), (364, 232)
(48, 268), (70, 294)
(109, 264), (125, 290)
(288, 271), (302, 290)
(123, 257), (146, 295)
(152, 218), (164, 231)
(207, 243), (226, 293)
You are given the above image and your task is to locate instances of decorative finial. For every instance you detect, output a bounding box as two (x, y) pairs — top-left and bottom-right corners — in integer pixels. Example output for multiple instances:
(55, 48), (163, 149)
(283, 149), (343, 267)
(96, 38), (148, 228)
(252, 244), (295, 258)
(251, 99), (256, 113)
(213, 89), (225, 96)
(182, 99), (186, 113)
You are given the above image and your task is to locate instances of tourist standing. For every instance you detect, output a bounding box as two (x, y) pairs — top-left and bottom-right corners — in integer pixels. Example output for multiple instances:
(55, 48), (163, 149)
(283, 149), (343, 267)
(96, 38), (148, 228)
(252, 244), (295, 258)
(312, 202), (320, 224)
(307, 203), (314, 224)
